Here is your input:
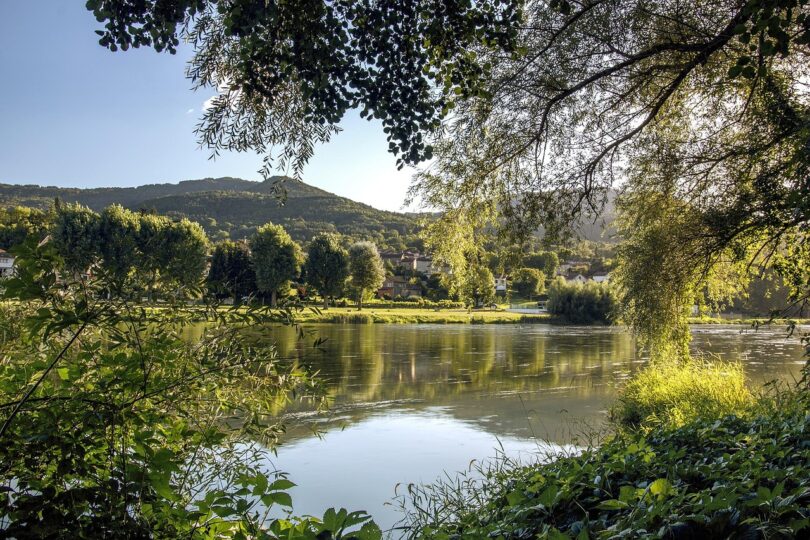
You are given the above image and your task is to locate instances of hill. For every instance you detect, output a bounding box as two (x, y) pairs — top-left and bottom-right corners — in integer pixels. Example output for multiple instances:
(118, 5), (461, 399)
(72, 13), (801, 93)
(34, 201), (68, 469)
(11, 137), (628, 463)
(0, 177), (422, 246)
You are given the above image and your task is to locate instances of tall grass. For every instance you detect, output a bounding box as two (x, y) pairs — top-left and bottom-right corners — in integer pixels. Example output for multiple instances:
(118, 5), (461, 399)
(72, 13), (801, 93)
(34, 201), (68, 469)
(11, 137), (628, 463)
(611, 356), (755, 430)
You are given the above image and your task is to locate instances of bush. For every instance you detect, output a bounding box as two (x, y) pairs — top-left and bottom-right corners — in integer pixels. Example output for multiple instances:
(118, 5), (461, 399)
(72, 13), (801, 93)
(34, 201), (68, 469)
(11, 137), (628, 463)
(546, 278), (617, 324)
(405, 390), (810, 539)
(611, 357), (755, 430)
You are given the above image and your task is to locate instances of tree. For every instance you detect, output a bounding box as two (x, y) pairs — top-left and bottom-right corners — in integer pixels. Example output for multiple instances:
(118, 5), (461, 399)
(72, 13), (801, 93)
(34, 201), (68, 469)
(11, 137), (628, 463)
(305, 233), (349, 309)
(407, 0), (810, 349)
(523, 251), (558, 279)
(347, 242), (385, 309)
(0, 206), (51, 251)
(207, 242), (230, 298)
(512, 268), (545, 299)
(250, 223), (301, 307)
(208, 241), (257, 301)
(161, 218), (209, 293)
(87, 0), (522, 175)
(460, 265), (495, 308)
(98, 205), (140, 287)
(52, 203), (101, 275)
(136, 212), (171, 299)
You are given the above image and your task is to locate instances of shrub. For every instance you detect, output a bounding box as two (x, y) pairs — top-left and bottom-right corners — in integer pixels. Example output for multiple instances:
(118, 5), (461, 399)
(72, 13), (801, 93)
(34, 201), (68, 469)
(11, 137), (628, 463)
(611, 357), (755, 430)
(546, 278), (617, 324)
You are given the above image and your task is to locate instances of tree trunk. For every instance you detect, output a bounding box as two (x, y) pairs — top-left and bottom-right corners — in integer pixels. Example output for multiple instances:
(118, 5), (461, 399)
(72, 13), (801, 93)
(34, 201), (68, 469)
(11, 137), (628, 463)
(271, 289), (278, 308)
(323, 295), (329, 310)
(357, 290), (363, 310)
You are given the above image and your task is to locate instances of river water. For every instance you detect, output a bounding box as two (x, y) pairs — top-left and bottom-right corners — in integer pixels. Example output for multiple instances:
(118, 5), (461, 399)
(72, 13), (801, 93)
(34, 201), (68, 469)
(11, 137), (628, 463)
(246, 323), (806, 532)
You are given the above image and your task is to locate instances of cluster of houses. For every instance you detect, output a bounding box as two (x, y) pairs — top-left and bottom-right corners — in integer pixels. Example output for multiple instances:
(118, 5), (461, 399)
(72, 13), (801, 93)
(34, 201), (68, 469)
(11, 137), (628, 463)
(376, 251), (440, 299)
(555, 260), (611, 284)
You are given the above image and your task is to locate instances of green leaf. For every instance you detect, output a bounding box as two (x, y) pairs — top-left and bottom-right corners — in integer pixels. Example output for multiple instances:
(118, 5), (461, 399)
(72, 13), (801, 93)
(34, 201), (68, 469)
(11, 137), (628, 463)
(596, 499), (629, 510)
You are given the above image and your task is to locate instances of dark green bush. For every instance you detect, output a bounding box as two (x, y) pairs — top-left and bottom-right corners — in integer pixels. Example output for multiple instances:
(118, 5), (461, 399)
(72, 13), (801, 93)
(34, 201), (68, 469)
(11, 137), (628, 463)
(546, 278), (617, 324)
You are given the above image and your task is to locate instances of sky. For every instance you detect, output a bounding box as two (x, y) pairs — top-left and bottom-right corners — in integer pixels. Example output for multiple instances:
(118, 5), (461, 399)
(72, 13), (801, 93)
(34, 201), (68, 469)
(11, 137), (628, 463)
(0, 1), (417, 212)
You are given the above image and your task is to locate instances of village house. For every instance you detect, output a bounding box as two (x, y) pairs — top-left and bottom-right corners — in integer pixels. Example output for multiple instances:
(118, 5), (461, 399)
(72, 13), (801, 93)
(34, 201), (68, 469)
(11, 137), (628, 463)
(494, 275), (509, 295)
(377, 275), (422, 299)
(592, 272), (610, 283)
(0, 249), (15, 278)
(567, 273), (588, 284)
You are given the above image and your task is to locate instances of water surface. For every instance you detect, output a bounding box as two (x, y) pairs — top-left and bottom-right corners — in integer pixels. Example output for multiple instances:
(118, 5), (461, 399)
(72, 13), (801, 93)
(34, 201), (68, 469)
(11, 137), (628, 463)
(253, 324), (805, 531)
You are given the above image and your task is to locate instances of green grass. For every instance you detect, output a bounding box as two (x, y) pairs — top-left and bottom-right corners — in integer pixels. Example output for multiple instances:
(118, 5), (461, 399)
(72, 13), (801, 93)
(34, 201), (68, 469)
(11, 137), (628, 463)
(610, 357), (755, 430)
(279, 307), (553, 325)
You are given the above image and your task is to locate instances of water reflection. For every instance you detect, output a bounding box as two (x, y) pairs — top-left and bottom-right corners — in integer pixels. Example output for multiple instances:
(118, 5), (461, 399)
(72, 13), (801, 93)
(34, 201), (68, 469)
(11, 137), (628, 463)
(191, 323), (806, 532)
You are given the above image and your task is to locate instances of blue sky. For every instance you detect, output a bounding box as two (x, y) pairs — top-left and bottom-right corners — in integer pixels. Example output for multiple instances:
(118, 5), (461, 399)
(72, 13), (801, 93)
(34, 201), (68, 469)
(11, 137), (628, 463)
(0, 2), (416, 211)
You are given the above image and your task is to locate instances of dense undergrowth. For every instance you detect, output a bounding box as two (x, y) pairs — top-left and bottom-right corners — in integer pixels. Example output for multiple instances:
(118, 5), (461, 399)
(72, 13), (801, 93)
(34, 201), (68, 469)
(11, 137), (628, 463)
(405, 344), (810, 539)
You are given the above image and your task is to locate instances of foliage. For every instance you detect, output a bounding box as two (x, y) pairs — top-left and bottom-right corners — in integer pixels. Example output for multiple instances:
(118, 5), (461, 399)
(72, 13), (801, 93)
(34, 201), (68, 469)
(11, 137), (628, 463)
(98, 204), (141, 285)
(347, 242), (385, 309)
(0, 238), (382, 539)
(546, 278), (617, 325)
(523, 251), (559, 278)
(207, 240), (257, 301)
(0, 206), (50, 251)
(160, 218), (209, 290)
(410, 0), (810, 348)
(250, 223), (302, 307)
(459, 265), (495, 307)
(512, 268), (545, 299)
(52, 202), (101, 274)
(611, 358), (755, 431)
(87, 0), (522, 175)
(404, 389), (810, 540)
(305, 233), (349, 308)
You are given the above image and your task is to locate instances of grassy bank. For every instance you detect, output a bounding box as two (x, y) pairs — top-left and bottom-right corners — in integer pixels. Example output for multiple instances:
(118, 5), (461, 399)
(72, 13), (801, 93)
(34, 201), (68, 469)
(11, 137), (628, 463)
(404, 356), (810, 539)
(278, 307), (554, 324)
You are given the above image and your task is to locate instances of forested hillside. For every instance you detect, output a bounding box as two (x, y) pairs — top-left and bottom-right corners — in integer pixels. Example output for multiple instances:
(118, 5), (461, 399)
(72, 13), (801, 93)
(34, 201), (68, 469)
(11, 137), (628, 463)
(0, 177), (422, 245)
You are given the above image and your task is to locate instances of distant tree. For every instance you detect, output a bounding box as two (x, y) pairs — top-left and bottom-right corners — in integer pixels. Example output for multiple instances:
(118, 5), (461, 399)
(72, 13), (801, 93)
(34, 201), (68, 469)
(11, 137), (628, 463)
(52, 203), (101, 274)
(0, 206), (52, 250)
(136, 212), (171, 299)
(460, 265), (495, 308)
(523, 251), (559, 279)
(305, 233), (349, 309)
(207, 242), (230, 298)
(98, 205), (140, 286)
(250, 223), (301, 307)
(512, 268), (545, 299)
(226, 241), (256, 301)
(348, 242), (385, 310)
(208, 241), (256, 301)
(161, 219), (209, 293)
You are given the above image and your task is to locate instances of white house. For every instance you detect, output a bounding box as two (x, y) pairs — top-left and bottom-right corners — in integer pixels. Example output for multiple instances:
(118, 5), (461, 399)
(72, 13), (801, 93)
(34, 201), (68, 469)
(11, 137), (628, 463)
(0, 249), (14, 277)
(592, 273), (610, 283)
(494, 276), (509, 293)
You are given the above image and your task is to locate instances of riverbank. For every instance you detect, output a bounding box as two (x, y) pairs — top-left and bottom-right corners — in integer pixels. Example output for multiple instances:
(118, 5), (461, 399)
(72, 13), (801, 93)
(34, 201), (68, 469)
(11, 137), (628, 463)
(281, 306), (555, 324)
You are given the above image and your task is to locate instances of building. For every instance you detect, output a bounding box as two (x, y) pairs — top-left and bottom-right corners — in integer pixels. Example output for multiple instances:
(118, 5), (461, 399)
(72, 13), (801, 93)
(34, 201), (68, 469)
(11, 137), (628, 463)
(414, 255), (434, 274)
(0, 249), (15, 277)
(377, 275), (422, 299)
(494, 276), (509, 294)
(592, 273), (610, 283)
(567, 273), (587, 284)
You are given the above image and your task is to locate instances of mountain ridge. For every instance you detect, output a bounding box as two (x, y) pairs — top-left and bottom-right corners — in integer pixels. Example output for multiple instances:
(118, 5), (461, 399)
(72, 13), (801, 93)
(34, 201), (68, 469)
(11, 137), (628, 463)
(0, 176), (422, 245)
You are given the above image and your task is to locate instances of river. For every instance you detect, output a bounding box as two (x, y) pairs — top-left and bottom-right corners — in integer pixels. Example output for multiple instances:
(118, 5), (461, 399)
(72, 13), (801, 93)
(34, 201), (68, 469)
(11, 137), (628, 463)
(240, 323), (806, 532)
